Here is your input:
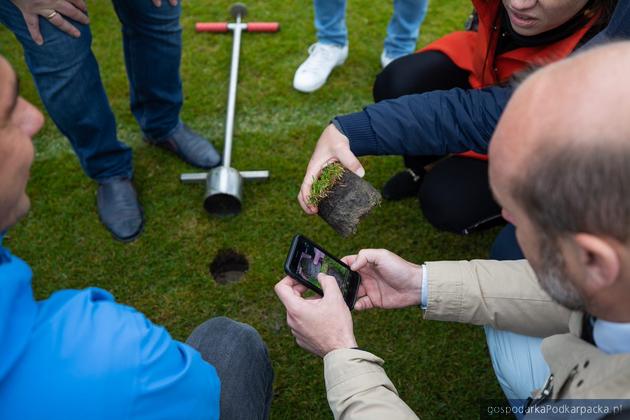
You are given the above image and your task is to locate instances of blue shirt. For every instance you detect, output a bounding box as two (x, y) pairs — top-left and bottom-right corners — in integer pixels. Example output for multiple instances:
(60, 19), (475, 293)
(0, 237), (220, 419)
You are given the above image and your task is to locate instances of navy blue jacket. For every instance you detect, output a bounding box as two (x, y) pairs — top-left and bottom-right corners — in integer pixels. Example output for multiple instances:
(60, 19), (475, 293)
(335, 1), (630, 157)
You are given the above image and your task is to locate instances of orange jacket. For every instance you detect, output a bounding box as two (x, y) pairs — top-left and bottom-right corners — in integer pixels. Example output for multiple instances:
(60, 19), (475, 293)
(421, 0), (597, 160)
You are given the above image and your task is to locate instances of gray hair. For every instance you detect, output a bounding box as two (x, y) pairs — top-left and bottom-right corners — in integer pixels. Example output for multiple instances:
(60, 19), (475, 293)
(512, 140), (630, 242)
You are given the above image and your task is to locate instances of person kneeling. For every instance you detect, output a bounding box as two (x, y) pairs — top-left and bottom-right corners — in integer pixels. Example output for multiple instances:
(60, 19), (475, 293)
(0, 55), (273, 420)
(279, 43), (630, 418)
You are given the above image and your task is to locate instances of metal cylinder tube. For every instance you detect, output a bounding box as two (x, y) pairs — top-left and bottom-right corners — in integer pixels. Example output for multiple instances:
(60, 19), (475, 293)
(203, 166), (243, 216)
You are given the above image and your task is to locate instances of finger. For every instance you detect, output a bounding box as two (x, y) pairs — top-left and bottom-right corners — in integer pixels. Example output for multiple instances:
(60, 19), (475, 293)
(349, 251), (370, 271)
(47, 13), (81, 38)
(152, 0), (162, 7)
(55, 3), (89, 25)
(353, 296), (374, 311)
(291, 330), (310, 347)
(23, 12), (43, 45)
(292, 332), (318, 356)
(287, 313), (309, 338)
(341, 255), (357, 266)
(317, 273), (342, 300)
(299, 152), (333, 214)
(274, 277), (303, 309)
(168, 0), (178, 6)
(294, 337), (313, 353)
(286, 313), (297, 330)
(298, 174), (318, 214)
(350, 249), (383, 271)
(291, 282), (309, 295)
(297, 193), (317, 215)
(336, 147), (365, 177)
(281, 277), (308, 297)
(278, 275), (301, 288)
(68, 0), (88, 12)
(356, 283), (367, 297)
(290, 327), (308, 341)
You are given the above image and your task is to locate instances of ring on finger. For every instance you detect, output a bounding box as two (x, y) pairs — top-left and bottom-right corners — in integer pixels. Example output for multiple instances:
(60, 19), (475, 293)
(46, 10), (58, 20)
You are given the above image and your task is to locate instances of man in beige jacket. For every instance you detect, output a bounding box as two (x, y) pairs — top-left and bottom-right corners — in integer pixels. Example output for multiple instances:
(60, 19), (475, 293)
(275, 42), (630, 418)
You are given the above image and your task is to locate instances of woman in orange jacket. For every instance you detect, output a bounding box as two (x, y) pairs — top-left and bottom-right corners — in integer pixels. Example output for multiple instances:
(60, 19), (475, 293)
(374, 0), (616, 234)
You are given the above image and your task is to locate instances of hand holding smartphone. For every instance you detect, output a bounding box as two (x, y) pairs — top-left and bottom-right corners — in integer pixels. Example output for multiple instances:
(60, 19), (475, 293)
(284, 235), (361, 310)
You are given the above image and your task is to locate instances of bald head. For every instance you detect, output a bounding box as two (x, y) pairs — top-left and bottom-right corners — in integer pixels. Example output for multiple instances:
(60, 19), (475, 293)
(492, 41), (630, 179)
(490, 41), (630, 242)
(487, 42), (630, 318)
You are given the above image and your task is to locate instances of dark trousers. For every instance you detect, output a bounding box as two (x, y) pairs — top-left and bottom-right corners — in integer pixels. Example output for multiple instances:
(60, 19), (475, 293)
(186, 317), (274, 419)
(373, 50), (504, 234)
(0, 0), (183, 181)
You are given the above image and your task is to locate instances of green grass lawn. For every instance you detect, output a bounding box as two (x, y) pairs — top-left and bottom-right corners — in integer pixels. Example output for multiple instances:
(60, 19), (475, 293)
(1, 0), (506, 417)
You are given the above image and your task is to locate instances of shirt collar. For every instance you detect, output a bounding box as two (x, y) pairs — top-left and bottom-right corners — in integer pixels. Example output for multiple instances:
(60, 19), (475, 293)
(593, 319), (630, 355)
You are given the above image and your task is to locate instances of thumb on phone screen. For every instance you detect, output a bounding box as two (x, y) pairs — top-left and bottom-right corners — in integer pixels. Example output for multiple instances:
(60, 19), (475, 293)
(317, 273), (342, 299)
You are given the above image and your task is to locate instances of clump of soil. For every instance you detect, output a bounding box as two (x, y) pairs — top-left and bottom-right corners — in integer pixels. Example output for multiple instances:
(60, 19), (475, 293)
(310, 163), (381, 237)
(209, 249), (249, 284)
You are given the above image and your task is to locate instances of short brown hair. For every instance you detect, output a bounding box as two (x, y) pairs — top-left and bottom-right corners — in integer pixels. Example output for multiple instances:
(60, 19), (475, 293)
(512, 140), (630, 242)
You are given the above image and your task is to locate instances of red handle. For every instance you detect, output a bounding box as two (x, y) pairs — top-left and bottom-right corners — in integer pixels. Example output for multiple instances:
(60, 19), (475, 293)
(246, 22), (280, 32)
(195, 22), (229, 32)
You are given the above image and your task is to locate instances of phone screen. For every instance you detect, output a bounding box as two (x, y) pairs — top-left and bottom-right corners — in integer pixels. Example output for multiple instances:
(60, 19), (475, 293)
(287, 236), (354, 297)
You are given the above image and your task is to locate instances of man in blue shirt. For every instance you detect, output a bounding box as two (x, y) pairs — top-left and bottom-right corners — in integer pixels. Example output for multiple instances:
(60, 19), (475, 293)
(0, 55), (273, 419)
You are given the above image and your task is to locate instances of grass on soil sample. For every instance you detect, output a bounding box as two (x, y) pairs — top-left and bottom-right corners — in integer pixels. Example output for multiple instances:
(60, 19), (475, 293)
(308, 162), (345, 207)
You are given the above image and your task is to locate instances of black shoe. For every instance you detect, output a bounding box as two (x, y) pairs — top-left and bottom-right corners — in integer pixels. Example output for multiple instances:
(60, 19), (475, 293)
(144, 123), (221, 169)
(97, 177), (144, 242)
(382, 168), (424, 200)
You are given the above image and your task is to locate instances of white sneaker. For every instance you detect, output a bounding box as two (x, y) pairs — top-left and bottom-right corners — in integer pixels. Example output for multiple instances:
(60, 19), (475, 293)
(380, 50), (399, 69)
(293, 43), (349, 93)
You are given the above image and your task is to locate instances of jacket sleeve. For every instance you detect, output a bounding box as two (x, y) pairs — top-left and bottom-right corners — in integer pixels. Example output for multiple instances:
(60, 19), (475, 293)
(128, 309), (221, 419)
(324, 349), (419, 420)
(584, 1), (630, 47)
(334, 2), (630, 158)
(334, 85), (513, 157)
(29, 286), (221, 420)
(423, 259), (574, 338)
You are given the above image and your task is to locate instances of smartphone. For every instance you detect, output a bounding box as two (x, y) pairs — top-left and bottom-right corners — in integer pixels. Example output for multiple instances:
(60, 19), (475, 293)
(284, 234), (361, 310)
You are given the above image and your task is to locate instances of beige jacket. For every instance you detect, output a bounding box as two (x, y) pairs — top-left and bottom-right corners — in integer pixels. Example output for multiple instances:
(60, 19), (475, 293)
(324, 260), (630, 419)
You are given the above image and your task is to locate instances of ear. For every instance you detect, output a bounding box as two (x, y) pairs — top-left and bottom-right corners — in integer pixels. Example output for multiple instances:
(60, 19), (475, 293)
(572, 233), (621, 291)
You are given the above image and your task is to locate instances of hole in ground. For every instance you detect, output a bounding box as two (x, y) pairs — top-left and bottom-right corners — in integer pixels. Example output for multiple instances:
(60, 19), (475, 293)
(210, 249), (249, 285)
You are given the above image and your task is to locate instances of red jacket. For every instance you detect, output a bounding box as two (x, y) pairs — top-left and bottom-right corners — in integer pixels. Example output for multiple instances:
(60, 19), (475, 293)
(421, 0), (597, 160)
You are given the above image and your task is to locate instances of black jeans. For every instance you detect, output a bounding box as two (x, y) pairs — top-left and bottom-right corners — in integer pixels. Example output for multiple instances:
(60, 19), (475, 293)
(373, 50), (503, 234)
(186, 317), (274, 419)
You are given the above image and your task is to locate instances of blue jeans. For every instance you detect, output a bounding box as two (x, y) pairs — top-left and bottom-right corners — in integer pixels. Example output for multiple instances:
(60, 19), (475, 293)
(186, 317), (274, 419)
(486, 226), (549, 416)
(314, 0), (429, 58)
(485, 326), (550, 416)
(0, 0), (183, 181)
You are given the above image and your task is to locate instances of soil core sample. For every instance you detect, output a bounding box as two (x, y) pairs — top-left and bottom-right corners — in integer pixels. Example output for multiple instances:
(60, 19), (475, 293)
(309, 163), (381, 237)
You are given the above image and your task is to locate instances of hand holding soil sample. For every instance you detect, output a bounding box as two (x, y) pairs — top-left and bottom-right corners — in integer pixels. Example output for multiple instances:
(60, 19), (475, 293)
(308, 162), (382, 237)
